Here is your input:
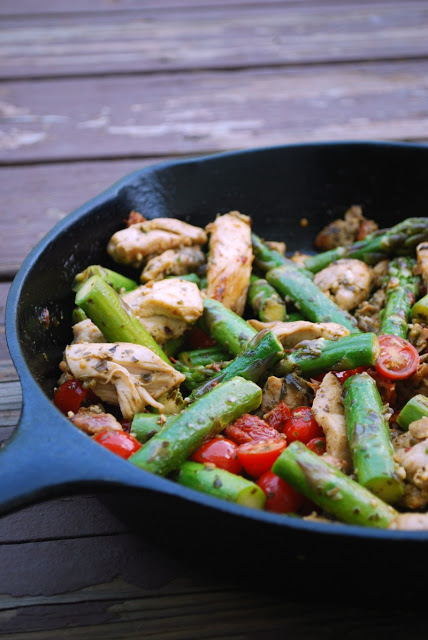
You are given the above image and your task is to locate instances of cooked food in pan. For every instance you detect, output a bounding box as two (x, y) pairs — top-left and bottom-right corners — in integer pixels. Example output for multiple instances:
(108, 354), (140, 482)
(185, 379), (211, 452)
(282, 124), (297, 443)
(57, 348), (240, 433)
(54, 207), (428, 530)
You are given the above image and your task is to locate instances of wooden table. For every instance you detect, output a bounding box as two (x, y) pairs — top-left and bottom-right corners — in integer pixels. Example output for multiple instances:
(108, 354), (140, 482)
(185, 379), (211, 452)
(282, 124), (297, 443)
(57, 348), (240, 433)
(1, 1), (428, 636)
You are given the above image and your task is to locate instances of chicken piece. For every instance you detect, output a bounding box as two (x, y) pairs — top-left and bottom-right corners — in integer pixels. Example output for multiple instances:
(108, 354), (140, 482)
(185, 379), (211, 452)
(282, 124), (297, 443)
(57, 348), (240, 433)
(70, 406), (122, 435)
(408, 323), (428, 354)
(65, 342), (185, 419)
(312, 372), (352, 468)
(260, 374), (313, 414)
(313, 259), (372, 311)
(395, 438), (428, 491)
(314, 205), (378, 250)
(354, 287), (386, 333)
(107, 218), (207, 268)
(400, 484), (428, 510)
(371, 259), (389, 290)
(416, 242), (428, 287)
(290, 252), (312, 268)
(409, 417), (428, 440)
(206, 211), (253, 316)
(388, 512), (428, 530)
(122, 278), (203, 345)
(266, 240), (286, 256)
(248, 320), (349, 348)
(140, 246), (205, 283)
(72, 318), (104, 344)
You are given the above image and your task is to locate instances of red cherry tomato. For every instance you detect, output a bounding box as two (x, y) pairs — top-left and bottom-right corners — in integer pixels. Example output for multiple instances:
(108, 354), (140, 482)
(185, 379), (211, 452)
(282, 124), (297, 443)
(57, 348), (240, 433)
(236, 439), (286, 478)
(54, 379), (94, 414)
(191, 436), (242, 474)
(93, 429), (141, 459)
(224, 414), (283, 445)
(264, 402), (291, 431)
(335, 366), (367, 383)
(257, 471), (303, 513)
(306, 436), (326, 456)
(375, 334), (419, 380)
(187, 326), (216, 349)
(283, 406), (323, 444)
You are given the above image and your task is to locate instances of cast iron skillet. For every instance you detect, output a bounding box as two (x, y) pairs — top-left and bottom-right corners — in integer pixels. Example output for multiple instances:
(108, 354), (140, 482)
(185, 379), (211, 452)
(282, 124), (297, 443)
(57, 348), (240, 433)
(4, 142), (428, 576)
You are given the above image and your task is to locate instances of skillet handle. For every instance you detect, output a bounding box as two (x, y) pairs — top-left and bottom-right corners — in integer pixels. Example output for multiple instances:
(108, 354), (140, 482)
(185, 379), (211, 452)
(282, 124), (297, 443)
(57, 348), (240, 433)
(0, 395), (145, 516)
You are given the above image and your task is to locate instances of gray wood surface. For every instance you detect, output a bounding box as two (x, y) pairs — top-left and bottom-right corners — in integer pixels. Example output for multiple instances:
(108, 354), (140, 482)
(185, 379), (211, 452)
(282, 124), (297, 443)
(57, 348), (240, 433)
(1, 1), (428, 637)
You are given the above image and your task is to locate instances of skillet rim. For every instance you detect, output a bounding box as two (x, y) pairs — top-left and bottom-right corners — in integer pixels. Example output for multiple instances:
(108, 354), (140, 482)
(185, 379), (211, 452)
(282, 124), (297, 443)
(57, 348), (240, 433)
(6, 139), (428, 541)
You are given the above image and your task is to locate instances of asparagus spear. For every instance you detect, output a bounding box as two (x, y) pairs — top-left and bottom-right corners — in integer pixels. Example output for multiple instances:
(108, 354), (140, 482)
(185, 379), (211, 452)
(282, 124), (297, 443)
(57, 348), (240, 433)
(275, 333), (379, 378)
(177, 346), (230, 367)
(396, 394), (428, 430)
(190, 330), (283, 400)
(129, 376), (262, 476)
(305, 217), (428, 273)
(252, 233), (314, 279)
(411, 292), (428, 323)
(131, 413), (174, 443)
(75, 275), (170, 363)
(380, 257), (419, 339)
(72, 307), (87, 324)
(272, 442), (398, 528)
(73, 265), (138, 294)
(248, 274), (287, 322)
(175, 461), (266, 509)
(174, 360), (230, 391)
(202, 298), (257, 356)
(343, 372), (403, 503)
(266, 264), (360, 333)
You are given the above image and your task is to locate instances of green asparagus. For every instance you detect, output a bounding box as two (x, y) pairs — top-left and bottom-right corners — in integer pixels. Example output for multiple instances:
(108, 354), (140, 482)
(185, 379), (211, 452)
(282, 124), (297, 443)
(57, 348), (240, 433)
(248, 274), (287, 322)
(266, 264), (360, 333)
(190, 330), (283, 400)
(272, 442), (398, 528)
(75, 275), (170, 363)
(396, 394), (428, 430)
(73, 265), (138, 294)
(129, 376), (262, 476)
(343, 372), (403, 503)
(177, 346), (230, 367)
(411, 293), (428, 324)
(275, 333), (379, 378)
(305, 217), (428, 273)
(252, 233), (314, 279)
(176, 461), (266, 508)
(131, 413), (174, 443)
(380, 257), (419, 339)
(202, 298), (257, 356)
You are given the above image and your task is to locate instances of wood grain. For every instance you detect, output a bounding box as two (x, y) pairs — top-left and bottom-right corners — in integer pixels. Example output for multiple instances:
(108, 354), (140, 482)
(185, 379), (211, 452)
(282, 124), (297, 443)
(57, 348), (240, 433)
(2, 3), (427, 79)
(2, 60), (428, 167)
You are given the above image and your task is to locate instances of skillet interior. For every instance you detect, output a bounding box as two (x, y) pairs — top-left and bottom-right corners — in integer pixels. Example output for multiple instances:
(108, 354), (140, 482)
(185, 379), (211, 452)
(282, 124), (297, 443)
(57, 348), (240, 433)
(6, 142), (428, 578)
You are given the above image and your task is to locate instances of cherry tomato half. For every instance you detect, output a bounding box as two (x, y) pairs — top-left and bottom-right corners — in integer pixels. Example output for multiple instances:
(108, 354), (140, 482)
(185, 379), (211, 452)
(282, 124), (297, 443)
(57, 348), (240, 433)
(187, 326), (216, 349)
(375, 334), (419, 380)
(54, 379), (94, 414)
(306, 436), (327, 456)
(283, 407), (323, 444)
(237, 439), (287, 478)
(191, 436), (242, 474)
(93, 429), (141, 459)
(264, 402), (291, 432)
(224, 414), (283, 445)
(257, 471), (303, 513)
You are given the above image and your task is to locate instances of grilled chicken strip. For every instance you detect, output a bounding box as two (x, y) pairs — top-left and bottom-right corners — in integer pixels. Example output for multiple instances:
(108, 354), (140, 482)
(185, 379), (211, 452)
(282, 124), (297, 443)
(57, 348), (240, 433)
(248, 320), (350, 348)
(389, 513), (428, 530)
(312, 372), (352, 468)
(65, 342), (185, 419)
(206, 211), (253, 315)
(107, 218), (207, 268)
(122, 278), (203, 345)
(141, 246), (205, 283)
(313, 259), (372, 311)
(72, 318), (104, 344)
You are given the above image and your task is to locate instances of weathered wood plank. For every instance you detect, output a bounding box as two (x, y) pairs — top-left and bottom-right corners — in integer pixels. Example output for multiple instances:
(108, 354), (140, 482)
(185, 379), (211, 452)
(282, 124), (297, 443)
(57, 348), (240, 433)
(2, 3), (428, 79)
(1, 61), (428, 166)
(0, 496), (127, 543)
(0, 0), (385, 17)
(0, 159), (165, 276)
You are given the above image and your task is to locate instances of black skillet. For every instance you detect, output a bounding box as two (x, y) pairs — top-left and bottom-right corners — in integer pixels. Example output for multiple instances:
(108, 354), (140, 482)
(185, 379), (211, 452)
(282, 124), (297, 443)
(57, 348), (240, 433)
(4, 142), (428, 582)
